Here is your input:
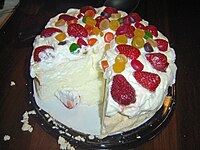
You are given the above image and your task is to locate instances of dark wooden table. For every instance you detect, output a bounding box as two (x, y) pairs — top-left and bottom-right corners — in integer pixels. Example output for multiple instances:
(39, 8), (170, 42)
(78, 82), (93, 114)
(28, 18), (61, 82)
(0, 0), (199, 149)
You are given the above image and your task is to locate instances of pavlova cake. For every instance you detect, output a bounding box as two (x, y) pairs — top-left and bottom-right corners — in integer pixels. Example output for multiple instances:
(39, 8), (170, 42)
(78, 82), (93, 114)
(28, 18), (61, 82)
(30, 6), (177, 137)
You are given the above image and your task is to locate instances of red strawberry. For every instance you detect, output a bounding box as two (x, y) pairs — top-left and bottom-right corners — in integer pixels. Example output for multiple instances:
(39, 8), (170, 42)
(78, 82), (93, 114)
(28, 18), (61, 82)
(116, 44), (140, 60)
(145, 53), (169, 72)
(123, 15), (132, 25)
(133, 71), (161, 92)
(111, 74), (136, 105)
(77, 38), (87, 47)
(80, 6), (96, 13)
(155, 39), (168, 51)
(95, 16), (107, 28)
(103, 7), (118, 15)
(146, 25), (158, 37)
(40, 28), (62, 37)
(116, 25), (135, 38)
(67, 23), (88, 37)
(34, 45), (54, 62)
(58, 14), (77, 22)
(129, 12), (142, 22)
(134, 22), (146, 30)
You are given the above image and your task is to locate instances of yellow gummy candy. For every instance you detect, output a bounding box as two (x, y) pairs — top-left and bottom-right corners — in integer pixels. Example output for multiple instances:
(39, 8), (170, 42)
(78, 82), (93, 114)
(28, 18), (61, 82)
(55, 19), (65, 27)
(132, 36), (145, 48)
(55, 32), (67, 42)
(113, 62), (125, 73)
(109, 20), (120, 31)
(115, 35), (127, 44)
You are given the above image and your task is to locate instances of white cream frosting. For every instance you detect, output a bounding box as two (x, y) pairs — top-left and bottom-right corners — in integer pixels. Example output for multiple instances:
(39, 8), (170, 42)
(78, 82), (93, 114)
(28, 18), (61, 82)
(103, 32), (176, 118)
(30, 6), (177, 128)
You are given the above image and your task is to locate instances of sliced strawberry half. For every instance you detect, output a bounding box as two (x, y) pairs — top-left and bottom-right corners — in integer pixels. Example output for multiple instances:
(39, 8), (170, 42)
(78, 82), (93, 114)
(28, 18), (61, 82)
(111, 74), (136, 105)
(134, 22), (146, 30)
(33, 45), (54, 62)
(58, 14), (77, 22)
(67, 23), (88, 37)
(103, 7), (118, 15)
(133, 71), (161, 92)
(129, 12), (142, 22)
(155, 39), (169, 51)
(123, 15), (132, 26)
(116, 25), (135, 38)
(145, 25), (158, 37)
(116, 44), (140, 60)
(145, 53), (169, 72)
(95, 16), (107, 28)
(40, 28), (62, 37)
(77, 38), (88, 47)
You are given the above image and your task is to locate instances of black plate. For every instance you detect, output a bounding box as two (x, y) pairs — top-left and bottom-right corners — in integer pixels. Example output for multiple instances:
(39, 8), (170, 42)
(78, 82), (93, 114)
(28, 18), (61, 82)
(27, 75), (175, 150)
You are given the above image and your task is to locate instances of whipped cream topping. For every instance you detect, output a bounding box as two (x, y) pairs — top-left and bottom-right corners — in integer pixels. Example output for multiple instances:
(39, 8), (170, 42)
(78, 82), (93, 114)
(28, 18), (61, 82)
(103, 32), (176, 118)
(30, 6), (177, 120)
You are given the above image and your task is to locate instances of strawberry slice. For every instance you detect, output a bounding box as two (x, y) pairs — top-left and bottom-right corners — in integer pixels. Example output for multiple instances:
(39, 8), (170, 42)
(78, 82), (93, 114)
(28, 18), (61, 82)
(116, 25), (135, 38)
(133, 71), (161, 92)
(40, 28), (62, 37)
(58, 14), (77, 22)
(145, 53), (169, 72)
(77, 38), (87, 47)
(123, 15), (132, 26)
(129, 12), (142, 22)
(111, 74), (136, 105)
(67, 23), (88, 37)
(116, 44), (140, 60)
(145, 25), (158, 37)
(33, 45), (54, 62)
(155, 39), (168, 51)
(134, 22), (146, 30)
(95, 16), (107, 28)
(80, 6), (96, 13)
(103, 7), (118, 15)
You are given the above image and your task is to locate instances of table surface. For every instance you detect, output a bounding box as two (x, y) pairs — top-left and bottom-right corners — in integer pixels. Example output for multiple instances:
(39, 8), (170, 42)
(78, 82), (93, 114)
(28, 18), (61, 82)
(0, 0), (200, 149)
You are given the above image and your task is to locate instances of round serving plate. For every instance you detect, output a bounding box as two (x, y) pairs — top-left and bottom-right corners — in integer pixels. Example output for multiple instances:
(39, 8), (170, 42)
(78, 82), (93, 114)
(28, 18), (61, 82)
(27, 74), (175, 150)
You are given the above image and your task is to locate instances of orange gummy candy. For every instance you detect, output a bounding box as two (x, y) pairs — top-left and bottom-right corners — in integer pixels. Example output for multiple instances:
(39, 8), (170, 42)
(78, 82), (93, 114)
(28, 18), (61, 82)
(104, 32), (114, 43)
(101, 60), (109, 71)
(88, 38), (97, 46)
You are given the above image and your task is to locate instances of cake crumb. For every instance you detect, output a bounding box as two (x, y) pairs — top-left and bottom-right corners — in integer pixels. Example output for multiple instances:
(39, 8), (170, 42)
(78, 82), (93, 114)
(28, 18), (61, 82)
(59, 130), (65, 134)
(3, 135), (10, 141)
(65, 132), (71, 137)
(28, 110), (36, 115)
(44, 113), (50, 118)
(74, 135), (85, 142)
(21, 110), (35, 133)
(21, 123), (33, 132)
(58, 136), (75, 150)
(10, 81), (16, 86)
(52, 126), (59, 129)
(88, 134), (95, 140)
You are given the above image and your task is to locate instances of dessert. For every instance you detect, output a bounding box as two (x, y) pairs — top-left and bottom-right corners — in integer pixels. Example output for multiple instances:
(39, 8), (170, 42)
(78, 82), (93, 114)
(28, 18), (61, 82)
(30, 6), (177, 137)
